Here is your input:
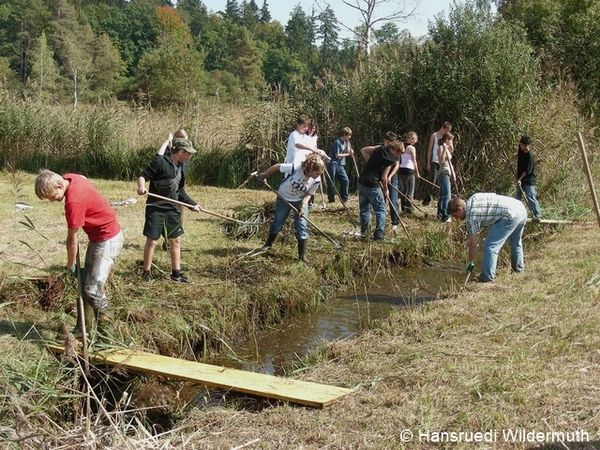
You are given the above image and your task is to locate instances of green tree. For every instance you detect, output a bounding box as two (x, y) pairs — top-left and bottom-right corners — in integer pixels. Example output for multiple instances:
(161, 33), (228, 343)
(225, 26), (264, 94)
(50, 0), (96, 109)
(241, 0), (259, 29)
(225, 0), (241, 23)
(28, 31), (61, 98)
(254, 20), (286, 48)
(259, 0), (271, 23)
(177, 0), (209, 40)
(201, 14), (231, 71)
(134, 5), (206, 106)
(83, 0), (162, 77)
(262, 47), (307, 90)
(285, 4), (315, 62)
(374, 22), (401, 44)
(415, 2), (539, 183)
(89, 32), (124, 96)
(317, 6), (339, 72)
(0, 0), (52, 83)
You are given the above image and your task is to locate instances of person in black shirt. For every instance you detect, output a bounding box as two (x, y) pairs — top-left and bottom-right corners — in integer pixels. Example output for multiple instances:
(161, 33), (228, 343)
(359, 132), (404, 240)
(137, 138), (201, 283)
(515, 135), (542, 220)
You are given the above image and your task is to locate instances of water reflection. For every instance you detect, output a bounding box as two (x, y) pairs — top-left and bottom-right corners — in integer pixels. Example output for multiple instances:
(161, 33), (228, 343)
(210, 266), (461, 375)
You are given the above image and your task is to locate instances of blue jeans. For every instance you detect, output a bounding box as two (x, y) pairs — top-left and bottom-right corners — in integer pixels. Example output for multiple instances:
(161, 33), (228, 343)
(269, 197), (309, 240)
(327, 163), (349, 202)
(389, 175), (399, 225)
(437, 173), (451, 221)
(480, 205), (527, 282)
(398, 173), (415, 213)
(358, 183), (386, 240)
(515, 184), (542, 218)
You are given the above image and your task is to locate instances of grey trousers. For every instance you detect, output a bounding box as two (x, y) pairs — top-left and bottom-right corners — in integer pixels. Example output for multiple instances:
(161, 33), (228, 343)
(83, 230), (123, 310)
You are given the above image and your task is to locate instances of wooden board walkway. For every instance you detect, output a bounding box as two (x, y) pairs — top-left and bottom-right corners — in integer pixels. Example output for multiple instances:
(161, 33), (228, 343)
(47, 344), (354, 408)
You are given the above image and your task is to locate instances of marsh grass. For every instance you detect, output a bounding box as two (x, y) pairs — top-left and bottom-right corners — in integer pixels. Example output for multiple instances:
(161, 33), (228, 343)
(0, 94), (252, 183)
(0, 170), (596, 447)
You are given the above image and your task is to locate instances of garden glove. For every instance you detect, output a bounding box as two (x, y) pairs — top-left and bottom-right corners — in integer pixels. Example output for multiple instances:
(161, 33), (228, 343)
(465, 260), (476, 274)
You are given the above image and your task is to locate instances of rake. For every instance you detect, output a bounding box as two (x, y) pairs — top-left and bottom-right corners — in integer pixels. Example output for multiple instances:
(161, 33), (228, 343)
(260, 179), (341, 249)
(145, 192), (257, 226)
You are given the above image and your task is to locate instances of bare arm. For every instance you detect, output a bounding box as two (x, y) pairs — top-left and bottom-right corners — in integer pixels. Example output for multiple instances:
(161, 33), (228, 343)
(381, 165), (392, 198)
(258, 164), (282, 181)
(388, 161), (400, 180)
(411, 147), (420, 178)
(66, 227), (79, 269)
(361, 145), (379, 161)
(137, 176), (147, 195)
(157, 133), (173, 156)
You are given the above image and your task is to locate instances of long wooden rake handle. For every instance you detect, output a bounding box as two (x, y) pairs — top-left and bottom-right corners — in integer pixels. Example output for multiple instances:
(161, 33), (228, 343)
(262, 180), (341, 249)
(380, 182), (411, 241)
(146, 192), (246, 225)
(388, 182), (426, 214)
(419, 176), (439, 190)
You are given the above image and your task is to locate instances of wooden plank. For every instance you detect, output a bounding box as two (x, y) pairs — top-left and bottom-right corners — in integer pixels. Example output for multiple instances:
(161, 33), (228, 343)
(526, 218), (576, 225)
(47, 345), (353, 408)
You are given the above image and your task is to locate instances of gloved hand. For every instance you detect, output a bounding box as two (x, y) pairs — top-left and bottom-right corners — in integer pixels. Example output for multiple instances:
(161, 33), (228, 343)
(69, 264), (77, 279)
(464, 260), (476, 274)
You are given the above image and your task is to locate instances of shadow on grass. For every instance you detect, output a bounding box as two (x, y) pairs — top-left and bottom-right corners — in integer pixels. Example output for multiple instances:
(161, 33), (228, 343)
(0, 320), (44, 341)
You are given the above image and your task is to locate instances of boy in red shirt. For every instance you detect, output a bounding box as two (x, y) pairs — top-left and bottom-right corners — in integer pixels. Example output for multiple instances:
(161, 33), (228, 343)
(35, 170), (123, 331)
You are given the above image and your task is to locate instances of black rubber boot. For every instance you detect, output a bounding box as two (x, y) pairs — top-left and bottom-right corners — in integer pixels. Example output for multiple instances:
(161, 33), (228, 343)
(297, 239), (308, 263)
(261, 233), (277, 250)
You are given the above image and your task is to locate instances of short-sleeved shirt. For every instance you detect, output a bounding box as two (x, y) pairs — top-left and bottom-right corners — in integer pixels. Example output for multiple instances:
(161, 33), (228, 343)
(465, 193), (526, 236)
(284, 130), (308, 164)
(328, 138), (347, 166)
(278, 163), (321, 202)
(358, 145), (399, 188)
(430, 131), (442, 165)
(63, 173), (121, 242)
(141, 155), (196, 209)
(517, 149), (537, 185)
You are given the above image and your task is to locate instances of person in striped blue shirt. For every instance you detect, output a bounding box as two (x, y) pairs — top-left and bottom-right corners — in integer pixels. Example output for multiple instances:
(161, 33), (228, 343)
(448, 193), (527, 282)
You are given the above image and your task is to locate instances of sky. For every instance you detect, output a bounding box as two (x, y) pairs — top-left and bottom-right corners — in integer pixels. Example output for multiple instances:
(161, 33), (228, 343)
(203, 0), (457, 39)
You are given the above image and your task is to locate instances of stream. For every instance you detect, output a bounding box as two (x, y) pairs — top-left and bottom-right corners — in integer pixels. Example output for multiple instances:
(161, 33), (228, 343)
(209, 266), (463, 375)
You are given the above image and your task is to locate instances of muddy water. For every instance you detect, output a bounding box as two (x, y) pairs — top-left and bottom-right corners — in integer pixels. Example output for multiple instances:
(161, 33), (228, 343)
(209, 266), (462, 375)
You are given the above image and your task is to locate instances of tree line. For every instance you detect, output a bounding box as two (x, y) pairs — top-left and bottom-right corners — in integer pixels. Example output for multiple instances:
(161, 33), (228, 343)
(0, 0), (372, 106)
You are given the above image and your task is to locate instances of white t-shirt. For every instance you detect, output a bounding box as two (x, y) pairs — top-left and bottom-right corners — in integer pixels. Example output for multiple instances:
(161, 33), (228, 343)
(278, 163), (321, 202)
(430, 131), (442, 165)
(285, 130), (308, 164)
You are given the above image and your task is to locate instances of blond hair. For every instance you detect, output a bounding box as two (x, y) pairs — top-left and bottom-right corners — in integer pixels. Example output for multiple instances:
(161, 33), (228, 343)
(387, 140), (405, 155)
(405, 131), (418, 142)
(35, 169), (64, 199)
(340, 127), (352, 137)
(303, 153), (325, 174)
(447, 197), (465, 215)
(173, 128), (188, 139)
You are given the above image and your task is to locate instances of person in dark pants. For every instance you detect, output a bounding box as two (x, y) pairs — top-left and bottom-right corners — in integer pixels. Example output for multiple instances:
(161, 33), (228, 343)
(327, 127), (353, 204)
(137, 138), (201, 283)
(515, 135), (542, 221)
(358, 133), (404, 240)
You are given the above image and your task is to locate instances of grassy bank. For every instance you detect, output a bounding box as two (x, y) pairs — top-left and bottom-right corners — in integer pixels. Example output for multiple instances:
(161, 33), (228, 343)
(174, 223), (600, 449)
(0, 169), (597, 447)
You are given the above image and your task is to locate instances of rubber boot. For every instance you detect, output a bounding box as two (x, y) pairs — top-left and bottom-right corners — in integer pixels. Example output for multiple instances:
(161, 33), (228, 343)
(260, 233), (277, 251)
(297, 239), (308, 263)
